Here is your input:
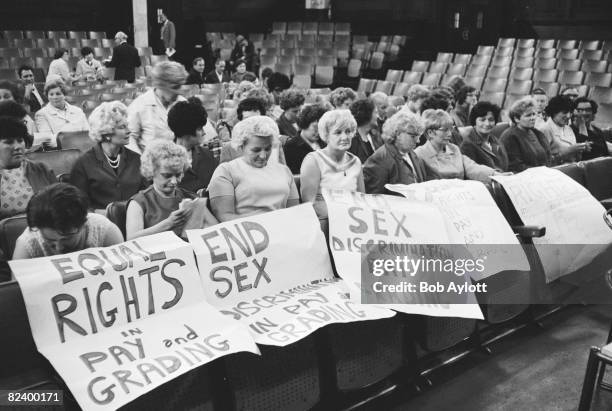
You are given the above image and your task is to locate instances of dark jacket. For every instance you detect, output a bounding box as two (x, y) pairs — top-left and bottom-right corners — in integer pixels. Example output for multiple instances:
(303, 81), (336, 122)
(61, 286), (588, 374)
(284, 134), (327, 175)
(70, 144), (147, 209)
(186, 69), (205, 86)
(500, 125), (551, 172)
(22, 83), (47, 114)
(349, 129), (383, 164)
(460, 128), (509, 172)
(204, 70), (230, 84)
(277, 113), (299, 140)
(572, 124), (611, 161)
(178, 145), (218, 193)
(10, 160), (57, 194)
(107, 42), (141, 83)
(363, 143), (436, 195)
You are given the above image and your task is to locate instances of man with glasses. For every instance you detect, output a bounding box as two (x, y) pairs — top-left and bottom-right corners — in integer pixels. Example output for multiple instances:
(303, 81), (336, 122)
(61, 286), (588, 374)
(105, 31), (141, 83)
(571, 97), (611, 160)
(18, 65), (46, 114)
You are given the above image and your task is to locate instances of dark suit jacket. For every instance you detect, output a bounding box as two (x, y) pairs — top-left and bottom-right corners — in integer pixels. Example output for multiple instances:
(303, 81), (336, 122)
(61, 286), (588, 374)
(500, 125), (551, 172)
(204, 70), (230, 84)
(107, 42), (141, 83)
(70, 144), (147, 209)
(186, 69), (205, 86)
(277, 113), (299, 140)
(349, 129), (383, 163)
(572, 124), (611, 161)
(460, 129), (509, 172)
(363, 143), (436, 195)
(283, 134), (327, 174)
(22, 83), (46, 114)
(179, 145), (219, 193)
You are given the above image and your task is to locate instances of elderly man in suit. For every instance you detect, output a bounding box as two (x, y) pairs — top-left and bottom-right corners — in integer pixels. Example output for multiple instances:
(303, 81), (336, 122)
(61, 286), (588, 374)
(363, 110), (437, 194)
(204, 58), (230, 84)
(18, 65), (46, 114)
(160, 11), (176, 56)
(106, 31), (141, 83)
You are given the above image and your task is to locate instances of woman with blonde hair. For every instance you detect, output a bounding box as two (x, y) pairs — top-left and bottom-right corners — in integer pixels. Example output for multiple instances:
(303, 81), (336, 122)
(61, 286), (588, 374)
(71, 101), (147, 212)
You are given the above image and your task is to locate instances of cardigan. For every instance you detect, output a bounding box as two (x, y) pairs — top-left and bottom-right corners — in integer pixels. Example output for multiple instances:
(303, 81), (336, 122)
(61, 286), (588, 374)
(460, 128), (509, 172)
(500, 125), (551, 172)
(415, 141), (496, 182)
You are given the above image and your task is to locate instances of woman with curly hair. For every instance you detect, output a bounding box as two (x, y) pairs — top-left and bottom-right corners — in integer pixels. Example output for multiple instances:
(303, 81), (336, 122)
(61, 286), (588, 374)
(70, 101), (147, 211)
(329, 87), (357, 109)
(126, 140), (218, 239)
(276, 89), (306, 139)
(208, 115), (298, 221)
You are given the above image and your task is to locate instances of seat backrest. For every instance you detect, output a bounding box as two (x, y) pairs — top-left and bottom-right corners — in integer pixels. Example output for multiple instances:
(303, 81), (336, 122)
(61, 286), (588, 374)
(411, 60), (429, 72)
(105, 201), (127, 239)
(25, 149), (82, 177)
(402, 70), (423, 85)
(56, 131), (95, 152)
(582, 157), (612, 200)
(0, 215), (27, 261)
(554, 163), (586, 187)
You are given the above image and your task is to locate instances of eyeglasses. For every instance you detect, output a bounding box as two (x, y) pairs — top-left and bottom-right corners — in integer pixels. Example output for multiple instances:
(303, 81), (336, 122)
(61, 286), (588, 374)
(434, 127), (453, 133)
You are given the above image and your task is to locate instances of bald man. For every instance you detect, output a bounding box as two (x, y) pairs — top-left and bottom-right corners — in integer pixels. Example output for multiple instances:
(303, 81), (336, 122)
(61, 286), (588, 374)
(106, 31), (141, 83)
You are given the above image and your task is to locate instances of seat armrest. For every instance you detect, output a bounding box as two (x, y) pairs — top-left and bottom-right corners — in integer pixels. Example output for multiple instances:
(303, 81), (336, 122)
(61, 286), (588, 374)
(512, 225), (546, 238)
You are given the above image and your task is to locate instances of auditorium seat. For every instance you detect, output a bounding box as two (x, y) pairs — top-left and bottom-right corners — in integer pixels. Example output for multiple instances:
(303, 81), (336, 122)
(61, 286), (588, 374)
(533, 68), (558, 83)
(421, 73), (442, 87)
(556, 59), (582, 72)
(315, 65), (334, 86)
(25, 30), (45, 39)
(9, 57), (33, 69)
(357, 78), (376, 94)
(411, 60), (429, 72)
(402, 71), (423, 85)
(453, 53), (472, 65)
(446, 63), (467, 76)
(596, 103), (612, 126)
(514, 47), (535, 58)
(68, 31), (87, 40)
(81, 38), (100, 48)
(510, 67), (533, 81)
(293, 74), (311, 89)
(418, 316), (477, 352)
(535, 48), (556, 59)
(428, 62), (448, 74)
(2, 31), (23, 41)
(557, 49), (579, 60)
(486, 66), (509, 79)
(466, 64), (488, 77)
(385, 69), (403, 83)
(578, 40), (600, 51)
(0, 49), (21, 59)
(0, 68), (18, 80)
(582, 60), (609, 74)
(517, 39), (535, 48)
(536, 39), (556, 49)
(392, 82), (410, 97)
(0, 216), (27, 263)
(58, 38), (79, 49)
(582, 157), (612, 205)
(585, 72), (612, 88)
(557, 39), (578, 50)
(533, 81), (560, 96)
(482, 78), (507, 93)
(0, 59), (8, 69)
(14, 39), (34, 49)
(25, 149), (81, 178)
(274, 63), (292, 77)
(36, 38), (57, 49)
(589, 86), (612, 104)
(304, 21), (319, 35)
(507, 79), (533, 95)
(477, 45), (495, 56)
(580, 50), (606, 61)
(513, 57), (534, 69)
(498, 38), (516, 48)
(494, 47), (513, 57)
(436, 52), (454, 63)
(480, 91), (505, 107)
(558, 70), (585, 88)
(101, 39), (114, 48)
(503, 93), (523, 110)
(470, 55), (491, 66)
(465, 76), (484, 90)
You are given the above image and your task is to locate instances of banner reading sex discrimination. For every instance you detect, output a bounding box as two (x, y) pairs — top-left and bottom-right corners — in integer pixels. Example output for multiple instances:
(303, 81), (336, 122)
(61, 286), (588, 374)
(187, 204), (394, 347)
(323, 189), (484, 319)
(9, 232), (258, 411)
(492, 167), (612, 282)
(387, 179), (529, 280)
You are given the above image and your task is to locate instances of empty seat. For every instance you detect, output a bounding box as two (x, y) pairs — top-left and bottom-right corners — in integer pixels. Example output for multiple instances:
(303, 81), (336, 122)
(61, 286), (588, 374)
(580, 49), (605, 61)
(513, 57), (534, 68)
(303, 21), (319, 35)
(557, 49), (579, 60)
(287, 22), (302, 35)
(585, 72), (612, 88)
(428, 62), (448, 73)
(558, 70), (585, 86)
(298, 48), (316, 57)
(471, 55), (491, 65)
(316, 56), (336, 67)
(436, 52), (454, 63)
(81, 39), (100, 48)
(292, 74), (311, 89)
(510, 67), (533, 81)
(36, 38), (57, 49)
(34, 57), (53, 69)
(535, 48), (556, 59)
(14, 39), (34, 48)
(487, 66), (510, 79)
(579, 40), (600, 51)
(271, 22), (286, 34)
(446, 63), (467, 76)
(0, 49), (21, 59)
(369, 52), (384, 70)
(534, 68), (558, 82)
(596, 102), (612, 126)
(0, 68), (17, 80)
(582, 60), (609, 73)
(504, 93), (523, 109)
(296, 55), (314, 66)
(9, 57), (34, 69)
(357, 78), (376, 94)
(101, 39), (114, 48)
(477, 45), (495, 55)
(495, 46), (514, 57)
(514, 47), (535, 58)
(2, 31), (23, 40)
(314, 66), (333, 86)
(534, 58), (557, 69)
(517, 39), (535, 48)
(589, 86), (612, 104)
(557, 39), (577, 50)
(466, 64), (488, 77)
(277, 54), (295, 65)
(68, 31), (87, 40)
(480, 91), (505, 106)
(375, 80), (394, 94)
(25, 30), (46, 39)
(58, 38), (79, 49)
(56, 131), (95, 152)
(556, 59), (582, 71)
(411, 60), (429, 72)
(392, 82), (410, 97)
(482, 78), (507, 92)
(533, 81), (560, 96)
(385, 69), (403, 83)
(507, 79), (533, 95)
(25, 149), (81, 177)
(23, 48), (46, 58)
(421, 72), (442, 87)
(536, 39), (556, 49)
(335, 22), (351, 35)
(465, 76), (484, 90)
(453, 53), (472, 64)
(498, 38), (516, 47)
(402, 70), (423, 85)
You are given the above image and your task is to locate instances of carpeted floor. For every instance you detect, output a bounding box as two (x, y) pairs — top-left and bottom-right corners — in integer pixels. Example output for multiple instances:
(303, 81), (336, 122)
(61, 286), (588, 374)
(365, 304), (612, 411)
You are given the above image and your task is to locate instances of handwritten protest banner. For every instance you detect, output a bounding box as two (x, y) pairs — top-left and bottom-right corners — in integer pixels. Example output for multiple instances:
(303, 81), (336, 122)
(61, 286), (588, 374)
(9, 232), (258, 411)
(492, 167), (612, 282)
(187, 204), (394, 346)
(323, 189), (484, 319)
(387, 179), (529, 280)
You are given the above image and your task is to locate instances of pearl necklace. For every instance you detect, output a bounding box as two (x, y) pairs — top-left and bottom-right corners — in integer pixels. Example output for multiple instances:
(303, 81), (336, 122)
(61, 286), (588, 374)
(104, 152), (120, 169)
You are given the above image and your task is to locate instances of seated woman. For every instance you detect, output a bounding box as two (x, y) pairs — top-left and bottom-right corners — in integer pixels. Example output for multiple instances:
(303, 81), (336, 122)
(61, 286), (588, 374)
(276, 89), (306, 139)
(329, 87), (357, 109)
(460, 101), (509, 172)
(126, 140), (217, 240)
(35, 79), (89, 147)
(284, 104), (328, 174)
(0, 81), (36, 138)
(500, 97), (552, 172)
(451, 85), (479, 127)
(536, 95), (588, 164)
(0, 116), (56, 219)
(70, 101), (147, 211)
(230, 59), (255, 83)
(300, 109), (364, 229)
(13, 183), (123, 258)
(208, 115), (298, 222)
(0, 99), (35, 146)
(415, 109), (498, 182)
(167, 98), (218, 193)
(75, 46), (104, 82)
(46, 48), (79, 84)
(363, 110), (436, 194)
(349, 98), (383, 163)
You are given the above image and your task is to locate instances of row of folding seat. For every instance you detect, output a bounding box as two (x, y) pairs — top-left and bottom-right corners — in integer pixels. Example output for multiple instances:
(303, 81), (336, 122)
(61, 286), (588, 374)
(0, 37), (114, 50)
(271, 21), (351, 36)
(491, 39), (612, 52)
(1, 30), (106, 41)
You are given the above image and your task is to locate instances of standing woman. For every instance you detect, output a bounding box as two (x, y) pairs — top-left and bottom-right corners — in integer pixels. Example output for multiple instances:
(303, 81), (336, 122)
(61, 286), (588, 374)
(500, 97), (552, 172)
(300, 109), (364, 231)
(70, 101), (147, 211)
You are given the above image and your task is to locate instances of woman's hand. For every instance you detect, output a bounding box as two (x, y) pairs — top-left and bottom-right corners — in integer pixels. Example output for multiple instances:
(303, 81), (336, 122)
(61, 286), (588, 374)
(162, 209), (189, 230)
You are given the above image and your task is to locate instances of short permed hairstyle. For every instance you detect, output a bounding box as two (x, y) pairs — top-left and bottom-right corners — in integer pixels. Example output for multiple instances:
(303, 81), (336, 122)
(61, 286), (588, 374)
(422, 109), (454, 132)
(167, 98), (208, 138)
(381, 110), (424, 144)
(237, 97), (266, 120)
(573, 97), (598, 115)
(279, 89), (306, 111)
(296, 104), (329, 130)
(231, 115), (280, 149)
(456, 85), (477, 105)
(88, 101), (128, 142)
(0, 115), (28, 142)
(349, 98), (376, 127)
(468, 101), (501, 126)
(43, 78), (67, 96)
(329, 87), (357, 108)
(233, 80), (256, 100)
(140, 140), (191, 180)
(246, 88), (274, 111)
(508, 97), (536, 124)
(81, 46), (94, 57)
(544, 95), (574, 118)
(267, 72), (291, 93)
(317, 109), (357, 143)
(420, 94), (451, 112)
(0, 80), (22, 103)
(406, 84), (430, 103)
(151, 61), (188, 89)
(53, 48), (68, 60)
(26, 183), (89, 232)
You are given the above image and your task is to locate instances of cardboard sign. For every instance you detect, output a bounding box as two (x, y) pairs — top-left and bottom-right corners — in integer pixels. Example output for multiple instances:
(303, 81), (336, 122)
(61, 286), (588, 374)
(323, 189), (484, 319)
(387, 179), (530, 280)
(492, 167), (612, 282)
(10, 232), (258, 411)
(187, 204), (394, 346)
